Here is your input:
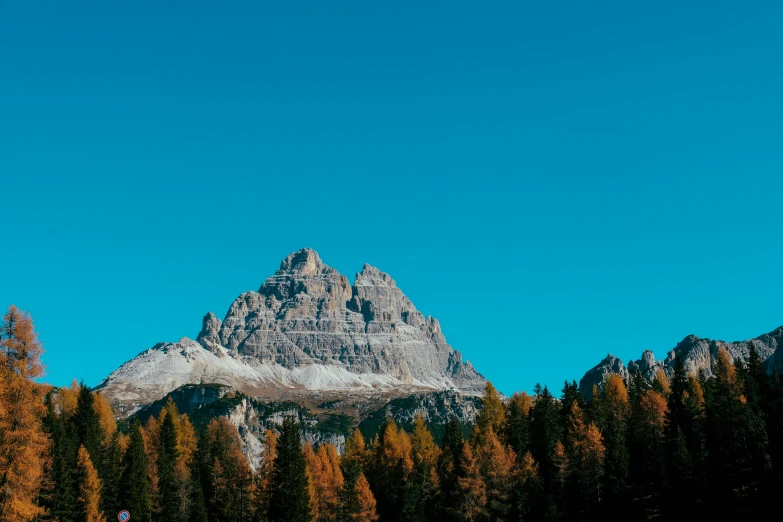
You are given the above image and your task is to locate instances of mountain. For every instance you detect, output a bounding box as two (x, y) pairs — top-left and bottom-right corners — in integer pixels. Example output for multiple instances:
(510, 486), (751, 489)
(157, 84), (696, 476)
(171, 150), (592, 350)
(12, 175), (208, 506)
(579, 326), (783, 397)
(97, 248), (486, 415)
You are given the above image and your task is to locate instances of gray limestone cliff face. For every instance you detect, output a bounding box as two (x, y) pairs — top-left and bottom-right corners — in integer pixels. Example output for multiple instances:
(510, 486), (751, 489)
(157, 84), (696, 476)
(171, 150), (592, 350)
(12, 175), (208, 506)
(198, 248), (485, 391)
(580, 326), (783, 396)
(579, 354), (629, 397)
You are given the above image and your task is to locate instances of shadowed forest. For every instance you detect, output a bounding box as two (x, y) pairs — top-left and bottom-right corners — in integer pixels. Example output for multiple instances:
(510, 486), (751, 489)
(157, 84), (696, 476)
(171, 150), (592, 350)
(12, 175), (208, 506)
(2, 305), (782, 521)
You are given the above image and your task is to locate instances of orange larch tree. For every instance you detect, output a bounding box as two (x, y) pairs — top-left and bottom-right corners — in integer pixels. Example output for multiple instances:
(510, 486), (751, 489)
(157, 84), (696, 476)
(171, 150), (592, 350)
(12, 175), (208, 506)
(76, 445), (104, 522)
(0, 305), (51, 522)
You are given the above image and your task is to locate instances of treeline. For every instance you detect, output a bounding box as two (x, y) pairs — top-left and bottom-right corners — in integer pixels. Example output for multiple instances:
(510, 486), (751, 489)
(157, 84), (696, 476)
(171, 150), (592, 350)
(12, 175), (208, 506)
(3, 304), (783, 521)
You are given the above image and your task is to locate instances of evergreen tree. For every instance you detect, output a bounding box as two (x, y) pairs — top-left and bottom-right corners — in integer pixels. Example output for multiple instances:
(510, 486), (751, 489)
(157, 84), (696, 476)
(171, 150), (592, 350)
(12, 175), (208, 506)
(158, 408), (181, 521)
(504, 392), (532, 458)
(530, 384), (561, 485)
(438, 416), (464, 522)
(102, 430), (124, 517)
(43, 391), (79, 522)
(267, 416), (312, 522)
(705, 348), (770, 511)
(74, 383), (105, 474)
(121, 420), (152, 522)
(187, 438), (208, 522)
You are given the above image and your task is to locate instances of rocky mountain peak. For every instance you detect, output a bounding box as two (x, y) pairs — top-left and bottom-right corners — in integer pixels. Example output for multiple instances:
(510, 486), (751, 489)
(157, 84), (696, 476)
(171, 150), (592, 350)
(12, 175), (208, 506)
(355, 264), (397, 287)
(278, 248), (326, 275)
(98, 249), (488, 413)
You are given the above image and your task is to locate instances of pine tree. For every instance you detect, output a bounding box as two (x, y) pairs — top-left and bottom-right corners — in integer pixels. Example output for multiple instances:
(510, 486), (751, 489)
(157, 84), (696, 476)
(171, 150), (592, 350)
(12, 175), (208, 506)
(76, 445), (104, 522)
(267, 416), (312, 522)
(437, 416), (464, 522)
(102, 430), (124, 517)
(530, 384), (561, 485)
(560, 380), (585, 433)
(504, 392), (532, 458)
(158, 408), (181, 521)
(74, 383), (105, 473)
(121, 420), (152, 522)
(0, 305), (51, 522)
(187, 438), (208, 522)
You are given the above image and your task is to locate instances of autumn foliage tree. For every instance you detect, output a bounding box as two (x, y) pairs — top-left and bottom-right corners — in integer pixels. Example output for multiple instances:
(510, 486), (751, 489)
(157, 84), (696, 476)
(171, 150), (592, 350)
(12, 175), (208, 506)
(76, 445), (104, 522)
(0, 305), (50, 522)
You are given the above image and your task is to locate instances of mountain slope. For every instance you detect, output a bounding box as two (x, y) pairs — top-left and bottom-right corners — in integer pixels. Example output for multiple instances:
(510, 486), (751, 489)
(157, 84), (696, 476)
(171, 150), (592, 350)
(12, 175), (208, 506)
(97, 249), (486, 414)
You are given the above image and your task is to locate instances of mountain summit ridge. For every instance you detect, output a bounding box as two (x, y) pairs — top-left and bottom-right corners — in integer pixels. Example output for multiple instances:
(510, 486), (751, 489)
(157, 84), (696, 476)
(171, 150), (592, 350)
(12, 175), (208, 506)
(579, 325), (783, 397)
(97, 248), (486, 413)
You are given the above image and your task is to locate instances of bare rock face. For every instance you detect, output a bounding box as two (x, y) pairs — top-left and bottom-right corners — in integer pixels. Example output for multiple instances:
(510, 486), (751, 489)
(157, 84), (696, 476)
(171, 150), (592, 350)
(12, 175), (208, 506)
(201, 249), (484, 390)
(97, 248), (486, 412)
(579, 354), (629, 397)
(580, 326), (783, 396)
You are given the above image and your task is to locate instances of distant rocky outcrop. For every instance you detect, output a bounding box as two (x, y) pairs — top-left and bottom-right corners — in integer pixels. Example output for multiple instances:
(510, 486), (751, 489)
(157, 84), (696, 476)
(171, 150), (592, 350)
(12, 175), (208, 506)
(97, 249), (486, 414)
(579, 326), (783, 397)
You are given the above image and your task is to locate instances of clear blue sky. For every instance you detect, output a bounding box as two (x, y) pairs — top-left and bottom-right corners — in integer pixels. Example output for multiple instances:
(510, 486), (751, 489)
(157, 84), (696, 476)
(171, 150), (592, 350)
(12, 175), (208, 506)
(2, 1), (782, 396)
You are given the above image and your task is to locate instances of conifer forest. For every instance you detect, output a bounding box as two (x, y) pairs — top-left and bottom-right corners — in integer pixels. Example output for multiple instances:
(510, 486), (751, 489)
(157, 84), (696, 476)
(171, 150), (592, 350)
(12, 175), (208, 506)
(2, 305), (782, 521)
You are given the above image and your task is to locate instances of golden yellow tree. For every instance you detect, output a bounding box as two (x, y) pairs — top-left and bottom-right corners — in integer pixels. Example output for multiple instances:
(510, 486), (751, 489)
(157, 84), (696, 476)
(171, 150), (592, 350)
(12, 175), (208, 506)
(456, 443), (487, 522)
(551, 440), (570, 495)
(77, 445), (104, 522)
(474, 381), (506, 445)
(303, 443), (321, 521)
(508, 391), (532, 415)
(144, 414), (161, 513)
(378, 419), (413, 474)
(93, 391), (117, 435)
(304, 442), (344, 521)
(53, 379), (79, 416)
(0, 305), (50, 522)
(603, 373), (630, 422)
(578, 423), (605, 505)
(351, 473), (379, 522)
(255, 428), (279, 517)
(343, 428), (370, 474)
(653, 368), (671, 397)
(476, 427), (515, 520)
